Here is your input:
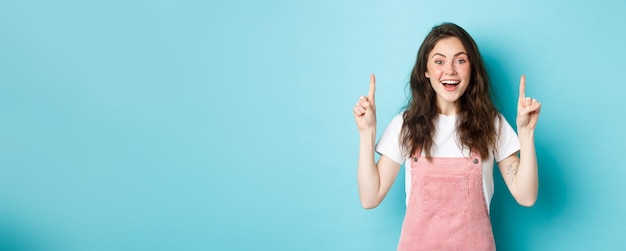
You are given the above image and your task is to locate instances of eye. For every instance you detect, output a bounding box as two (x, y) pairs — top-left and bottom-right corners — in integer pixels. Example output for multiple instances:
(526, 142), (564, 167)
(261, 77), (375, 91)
(456, 59), (467, 64)
(434, 59), (444, 65)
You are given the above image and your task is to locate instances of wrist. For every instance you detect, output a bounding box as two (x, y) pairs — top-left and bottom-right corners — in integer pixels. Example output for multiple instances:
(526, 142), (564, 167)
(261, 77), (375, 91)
(359, 128), (376, 139)
(517, 128), (535, 140)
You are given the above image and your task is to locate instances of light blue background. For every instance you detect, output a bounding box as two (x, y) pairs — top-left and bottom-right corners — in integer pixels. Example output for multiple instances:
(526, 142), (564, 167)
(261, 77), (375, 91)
(1, 0), (625, 250)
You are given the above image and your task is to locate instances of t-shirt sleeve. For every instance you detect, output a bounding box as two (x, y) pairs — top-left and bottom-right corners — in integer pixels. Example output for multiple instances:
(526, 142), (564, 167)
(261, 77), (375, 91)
(494, 115), (520, 162)
(375, 114), (405, 165)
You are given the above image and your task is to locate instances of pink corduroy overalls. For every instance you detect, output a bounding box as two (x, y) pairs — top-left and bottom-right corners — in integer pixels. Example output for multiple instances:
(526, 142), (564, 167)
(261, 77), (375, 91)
(397, 150), (496, 251)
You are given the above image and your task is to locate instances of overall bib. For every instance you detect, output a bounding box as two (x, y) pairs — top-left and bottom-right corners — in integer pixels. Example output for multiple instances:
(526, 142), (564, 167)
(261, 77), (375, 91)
(397, 150), (495, 251)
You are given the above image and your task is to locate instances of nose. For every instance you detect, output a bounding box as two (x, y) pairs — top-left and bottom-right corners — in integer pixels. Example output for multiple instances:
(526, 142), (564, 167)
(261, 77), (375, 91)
(444, 62), (457, 75)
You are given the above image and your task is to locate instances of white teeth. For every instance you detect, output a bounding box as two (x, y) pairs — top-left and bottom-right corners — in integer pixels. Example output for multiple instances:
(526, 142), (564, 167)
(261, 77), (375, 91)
(441, 80), (459, 84)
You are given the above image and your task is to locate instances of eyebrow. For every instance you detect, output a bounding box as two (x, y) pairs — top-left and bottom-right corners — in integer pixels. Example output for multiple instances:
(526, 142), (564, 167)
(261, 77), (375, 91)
(432, 52), (467, 58)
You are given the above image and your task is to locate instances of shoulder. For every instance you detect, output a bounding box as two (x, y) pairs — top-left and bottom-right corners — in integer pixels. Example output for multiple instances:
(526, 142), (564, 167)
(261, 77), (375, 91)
(376, 112), (408, 164)
(492, 113), (520, 160)
(380, 112), (405, 131)
(492, 113), (517, 138)
(390, 113), (404, 125)
(493, 113), (504, 124)
(493, 113), (513, 129)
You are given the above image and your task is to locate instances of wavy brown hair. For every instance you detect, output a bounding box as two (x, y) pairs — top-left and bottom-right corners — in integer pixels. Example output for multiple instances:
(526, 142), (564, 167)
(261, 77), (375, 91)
(401, 23), (499, 160)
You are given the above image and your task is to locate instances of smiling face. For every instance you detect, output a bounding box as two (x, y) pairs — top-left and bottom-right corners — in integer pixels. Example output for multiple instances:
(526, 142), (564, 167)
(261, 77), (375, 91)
(424, 37), (472, 115)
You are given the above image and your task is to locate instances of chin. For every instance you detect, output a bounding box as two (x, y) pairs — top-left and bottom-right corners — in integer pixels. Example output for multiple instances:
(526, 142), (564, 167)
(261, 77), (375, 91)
(442, 96), (462, 103)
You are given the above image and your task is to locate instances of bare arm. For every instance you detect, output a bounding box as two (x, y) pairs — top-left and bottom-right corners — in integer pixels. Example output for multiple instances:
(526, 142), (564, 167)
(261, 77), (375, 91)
(353, 74), (402, 209)
(498, 75), (541, 207)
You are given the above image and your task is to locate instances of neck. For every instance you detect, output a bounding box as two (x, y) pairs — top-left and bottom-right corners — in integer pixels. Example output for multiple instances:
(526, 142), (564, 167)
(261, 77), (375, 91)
(437, 102), (459, 115)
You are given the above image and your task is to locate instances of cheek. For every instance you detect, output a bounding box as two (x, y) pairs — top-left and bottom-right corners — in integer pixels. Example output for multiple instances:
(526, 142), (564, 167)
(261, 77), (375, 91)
(426, 66), (443, 78)
(460, 64), (472, 76)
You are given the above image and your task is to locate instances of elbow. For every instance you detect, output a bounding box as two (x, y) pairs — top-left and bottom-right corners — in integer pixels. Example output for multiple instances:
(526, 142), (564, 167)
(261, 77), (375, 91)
(511, 184), (538, 207)
(516, 196), (537, 207)
(360, 200), (381, 210)
(518, 200), (536, 207)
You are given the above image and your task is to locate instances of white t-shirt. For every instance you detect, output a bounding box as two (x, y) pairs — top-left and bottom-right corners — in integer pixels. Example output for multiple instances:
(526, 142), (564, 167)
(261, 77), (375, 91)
(375, 113), (520, 212)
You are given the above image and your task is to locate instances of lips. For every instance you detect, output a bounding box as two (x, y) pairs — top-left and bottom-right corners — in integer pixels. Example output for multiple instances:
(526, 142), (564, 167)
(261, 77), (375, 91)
(441, 80), (459, 91)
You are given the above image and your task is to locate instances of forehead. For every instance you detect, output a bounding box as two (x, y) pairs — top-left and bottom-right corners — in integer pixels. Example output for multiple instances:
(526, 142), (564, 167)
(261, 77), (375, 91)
(429, 37), (467, 56)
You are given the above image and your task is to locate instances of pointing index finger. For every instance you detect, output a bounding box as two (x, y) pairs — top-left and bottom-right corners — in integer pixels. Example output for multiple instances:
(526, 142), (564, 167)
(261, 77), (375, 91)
(519, 75), (526, 103)
(368, 74), (376, 102)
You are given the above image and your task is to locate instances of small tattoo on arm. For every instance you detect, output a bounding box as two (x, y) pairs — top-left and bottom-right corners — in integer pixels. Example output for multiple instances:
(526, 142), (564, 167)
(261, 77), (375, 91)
(506, 160), (520, 184)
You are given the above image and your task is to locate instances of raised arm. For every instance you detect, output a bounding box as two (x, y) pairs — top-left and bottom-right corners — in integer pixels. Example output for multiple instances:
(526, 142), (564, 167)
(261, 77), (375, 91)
(353, 74), (401, 209)
(498, 75), (541, 207)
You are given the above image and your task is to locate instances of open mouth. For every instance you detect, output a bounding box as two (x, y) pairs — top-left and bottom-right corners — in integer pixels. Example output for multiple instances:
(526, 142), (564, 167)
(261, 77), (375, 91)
(441, 80), (459, 91)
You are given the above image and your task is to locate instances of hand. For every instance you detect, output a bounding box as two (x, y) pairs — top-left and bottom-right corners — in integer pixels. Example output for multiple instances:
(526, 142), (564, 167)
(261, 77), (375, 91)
(353, 74), (377, 132)
(516, 75), (541, 130)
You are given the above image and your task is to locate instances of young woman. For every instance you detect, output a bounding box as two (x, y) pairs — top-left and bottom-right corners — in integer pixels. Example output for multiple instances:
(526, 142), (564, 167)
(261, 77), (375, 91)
(352, 23), (541, 250)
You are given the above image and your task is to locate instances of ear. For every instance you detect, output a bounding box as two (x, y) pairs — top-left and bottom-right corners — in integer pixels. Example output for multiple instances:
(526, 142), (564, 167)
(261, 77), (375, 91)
(425, 71), (430, 78)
